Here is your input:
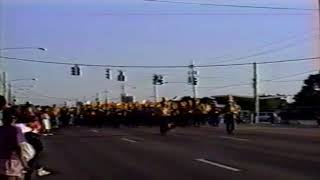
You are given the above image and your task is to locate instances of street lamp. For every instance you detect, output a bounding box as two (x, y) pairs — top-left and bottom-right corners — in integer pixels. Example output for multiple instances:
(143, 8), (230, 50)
(0, 47), (46, 98)
(11, 85), (34, 89)
(0, 47), (47, 51)
(14, 88), (31, 91)
(10, 78), (38, 82)
(8, 78), (37, 104)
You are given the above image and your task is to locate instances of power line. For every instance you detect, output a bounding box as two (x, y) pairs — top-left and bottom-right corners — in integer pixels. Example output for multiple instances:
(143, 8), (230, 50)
(0, 56), (188, 68)
(15, 96), (67, 100)
(262, 70), (318, 82)
(1, 55), (320, 68)
(199, 83), (251, 90)
(91, 12), (312, 16)
(144, 0), (318, 11)
(5, 32), (320, 68)
(199, 70), (318, 90)
(198, 57), (320, 67)
(258, 57), (319, 65)
(24, 90), (73, 100)
(203, 29), (319, 64)
(199, 79), (306, 90)
(198, 76), (224, 79)
(211, 34), (319, 64)
(263, 79), (304, 83)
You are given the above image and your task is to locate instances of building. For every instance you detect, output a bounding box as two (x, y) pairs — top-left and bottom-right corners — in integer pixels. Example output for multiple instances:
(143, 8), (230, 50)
(121, 95), (135, 103)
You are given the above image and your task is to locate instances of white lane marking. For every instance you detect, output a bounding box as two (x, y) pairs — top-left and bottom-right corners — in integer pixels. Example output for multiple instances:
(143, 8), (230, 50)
(121, 138), (137, 143)
(195, 159), (241, 172)
(132, 137), (145, 141)
(220, 136), (249, 142)
(91, 129), (99, 133)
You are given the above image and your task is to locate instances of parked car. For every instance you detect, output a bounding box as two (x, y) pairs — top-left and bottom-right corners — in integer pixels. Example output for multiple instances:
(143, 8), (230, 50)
(258, 112), (281, 123)
(239, 110), (251, 123)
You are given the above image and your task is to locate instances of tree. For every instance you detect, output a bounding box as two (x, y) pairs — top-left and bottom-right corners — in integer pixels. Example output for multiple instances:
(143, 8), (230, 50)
(199, 97), (215, 104)
(294, 73), (320, 107)
(260, 98), (287, 111)
(214, 96), (254, 111)
(180, 96), (193, 102)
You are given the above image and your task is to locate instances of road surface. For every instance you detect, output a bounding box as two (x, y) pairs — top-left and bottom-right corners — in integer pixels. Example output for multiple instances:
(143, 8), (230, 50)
(36, 125), (320, 180)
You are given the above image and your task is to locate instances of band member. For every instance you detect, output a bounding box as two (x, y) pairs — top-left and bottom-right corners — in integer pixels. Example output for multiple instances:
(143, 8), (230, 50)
(223, 96), (241, 135)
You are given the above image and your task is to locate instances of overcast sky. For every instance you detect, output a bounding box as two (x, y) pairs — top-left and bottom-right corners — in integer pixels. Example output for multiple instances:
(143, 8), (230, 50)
(0, 0), (319, 104)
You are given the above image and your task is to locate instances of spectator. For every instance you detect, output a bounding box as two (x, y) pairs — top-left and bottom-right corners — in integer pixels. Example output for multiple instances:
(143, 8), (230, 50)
(0, 108), (28, 180)
(316, 114), (320, 127)
(41, 108), (53, 136)
(0, 95), (7, 126)
(49, 105), (60, 129)
(24, 116), (52, 180)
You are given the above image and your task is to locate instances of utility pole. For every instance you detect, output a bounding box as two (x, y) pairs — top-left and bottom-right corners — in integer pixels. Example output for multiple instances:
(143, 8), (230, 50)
(318, 0), (320, 72)
(95, 92), (100, 104)
(189, 62), (197, 99)
(153, 84), (158, 102)
(2, 72), (6, 99)
(121, 83), (126, 96)
(8, 83), (11, 104)
(104, 90), (109, 104)
(121, 83), (126, 101)
(253, 62), (260, 123)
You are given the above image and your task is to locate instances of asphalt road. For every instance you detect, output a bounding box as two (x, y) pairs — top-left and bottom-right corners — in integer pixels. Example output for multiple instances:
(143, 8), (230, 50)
(35, 125), (320, 180)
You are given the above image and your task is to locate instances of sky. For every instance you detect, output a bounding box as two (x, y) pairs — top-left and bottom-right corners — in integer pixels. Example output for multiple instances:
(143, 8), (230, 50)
(0, 0), (319, 105)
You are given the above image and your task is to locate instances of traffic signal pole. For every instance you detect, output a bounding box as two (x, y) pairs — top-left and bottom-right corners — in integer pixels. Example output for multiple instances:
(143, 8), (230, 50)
(152, 74), (164, 102)
(153, 84), (158, 102)
(95, 92), (100, 104)
(117, 70), (126, 102)
(104, 90), (109, 104)
(121, 83), (126, 96)
(8, 83), (11, 104)
(253, 62), (260, 124)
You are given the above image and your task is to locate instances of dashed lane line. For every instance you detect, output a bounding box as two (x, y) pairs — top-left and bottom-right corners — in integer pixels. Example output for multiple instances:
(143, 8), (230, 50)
(90, 129), (99, 133)
(121, 138), (138, 143)
(195, 158), (241, 172)
(219, 136), (249, 142)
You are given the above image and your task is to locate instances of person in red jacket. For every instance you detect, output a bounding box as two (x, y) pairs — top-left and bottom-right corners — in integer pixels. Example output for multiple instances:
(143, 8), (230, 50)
(24, 116), (52, 179)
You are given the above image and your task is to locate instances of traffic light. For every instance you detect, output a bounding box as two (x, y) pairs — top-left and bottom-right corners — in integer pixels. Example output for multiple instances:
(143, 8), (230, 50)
(117, 70), (126, 81)
(188, 70), (198, 85)
(71, 66), (76, 75)
(105, 69), (111, 79)
(153, 74), (158, 85)
(153, 74), (165, 85)
(188, 76), (192, 84)
(157, 75), (164, 85)
(76, 65), (81, 76)
(193, 77), (198, 85)
(71, 65), (81, 76)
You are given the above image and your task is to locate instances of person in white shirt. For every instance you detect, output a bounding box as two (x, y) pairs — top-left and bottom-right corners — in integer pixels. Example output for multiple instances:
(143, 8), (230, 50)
(41, 108), (53, 136)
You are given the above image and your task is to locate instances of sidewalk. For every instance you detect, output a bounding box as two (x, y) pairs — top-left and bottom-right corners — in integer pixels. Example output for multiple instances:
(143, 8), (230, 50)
(239, 121), (319, 129)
